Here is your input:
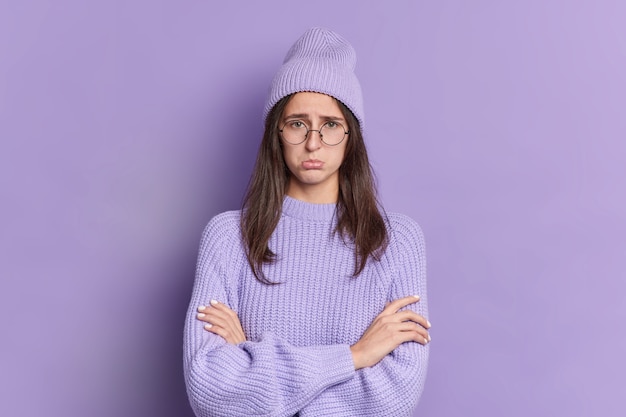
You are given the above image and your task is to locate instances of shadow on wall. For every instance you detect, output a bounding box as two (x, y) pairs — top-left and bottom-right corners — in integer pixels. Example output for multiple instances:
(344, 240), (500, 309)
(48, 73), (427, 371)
(156, 72), (270, 416)
(204, 74), (269, 214)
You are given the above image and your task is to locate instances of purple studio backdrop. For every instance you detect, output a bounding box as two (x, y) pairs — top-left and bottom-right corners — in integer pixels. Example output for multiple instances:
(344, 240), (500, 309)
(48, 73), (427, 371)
(1, 1), (625, 416)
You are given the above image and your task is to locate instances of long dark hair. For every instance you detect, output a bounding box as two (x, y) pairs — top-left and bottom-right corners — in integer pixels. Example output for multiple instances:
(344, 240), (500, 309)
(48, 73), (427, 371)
(241, 94), (388, 284)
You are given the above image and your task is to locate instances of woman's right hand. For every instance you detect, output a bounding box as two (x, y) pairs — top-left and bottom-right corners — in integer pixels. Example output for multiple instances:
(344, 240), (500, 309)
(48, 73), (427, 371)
(350, 295), (431, 370)
(196, 300), (247, 345)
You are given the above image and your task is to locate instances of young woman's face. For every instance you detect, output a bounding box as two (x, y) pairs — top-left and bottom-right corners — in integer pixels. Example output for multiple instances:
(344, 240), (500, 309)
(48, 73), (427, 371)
(280, 92), (349, 203)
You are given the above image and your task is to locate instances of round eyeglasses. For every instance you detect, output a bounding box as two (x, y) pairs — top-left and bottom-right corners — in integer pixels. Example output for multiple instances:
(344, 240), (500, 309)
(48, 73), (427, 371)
(279, 120), (349, 146)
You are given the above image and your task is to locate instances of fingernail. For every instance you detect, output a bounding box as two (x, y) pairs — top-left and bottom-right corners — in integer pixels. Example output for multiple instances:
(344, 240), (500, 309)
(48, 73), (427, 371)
(210, 299), (219, 306)
(414, 295), (420, 300)
(198, 306), (206, 311)
(204, 323), (212, 329)
(424, 337), (429, 344)
(426, 320), (432, 328)
(428, 334), (432, 342)
(197, 313), (206, 318)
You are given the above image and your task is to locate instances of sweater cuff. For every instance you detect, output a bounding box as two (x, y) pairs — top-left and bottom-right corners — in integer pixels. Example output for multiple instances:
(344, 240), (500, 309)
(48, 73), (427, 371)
(317, 344), (355, 387)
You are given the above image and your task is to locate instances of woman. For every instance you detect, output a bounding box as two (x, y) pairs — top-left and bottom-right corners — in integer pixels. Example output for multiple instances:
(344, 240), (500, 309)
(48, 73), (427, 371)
(184, 27), (431, 417)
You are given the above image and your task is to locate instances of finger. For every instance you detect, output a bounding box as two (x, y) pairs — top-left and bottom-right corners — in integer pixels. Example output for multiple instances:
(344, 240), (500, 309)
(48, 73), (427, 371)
(397, 322), (430, 342)
(202, 317), (244, 342)
(200, 308), (245, 340)
(385, 325), (430, 346)
(208, 300), (242, 321)
(203, 323), (233, 340)
(202, 310), (241, 332)
(413, 332), (431, 345)
(198, 301), (231, 313)
(196, 311), (212, 323)
(199, 301), (245, 344)
(208, 299), (232, 312)
(198, 301), (237, 320)
(395, 311), (432, 329)
(392, 324), (430, 346)
(196, 308), (231, 324)
(207, 322), (246, 345)
(382, 295), (421, 315)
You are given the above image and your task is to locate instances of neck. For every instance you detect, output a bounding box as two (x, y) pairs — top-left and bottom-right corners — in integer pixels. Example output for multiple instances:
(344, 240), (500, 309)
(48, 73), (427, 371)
(286, 180), (339, 204)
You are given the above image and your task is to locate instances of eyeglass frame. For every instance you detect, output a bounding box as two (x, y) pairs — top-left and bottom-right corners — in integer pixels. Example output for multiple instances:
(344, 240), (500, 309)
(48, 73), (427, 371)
(279, 119), (350, 146)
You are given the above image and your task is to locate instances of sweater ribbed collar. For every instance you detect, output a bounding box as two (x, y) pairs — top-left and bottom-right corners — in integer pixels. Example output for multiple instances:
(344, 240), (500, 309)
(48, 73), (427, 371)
(281, 195), (338, 222)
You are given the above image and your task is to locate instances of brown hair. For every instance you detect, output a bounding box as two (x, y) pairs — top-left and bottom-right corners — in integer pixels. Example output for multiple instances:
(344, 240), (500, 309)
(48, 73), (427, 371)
(241, 94), (388, 284)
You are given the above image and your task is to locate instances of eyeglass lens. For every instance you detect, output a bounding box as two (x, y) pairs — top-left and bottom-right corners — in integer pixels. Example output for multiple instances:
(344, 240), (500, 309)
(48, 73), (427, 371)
(280, 120), (347, 146)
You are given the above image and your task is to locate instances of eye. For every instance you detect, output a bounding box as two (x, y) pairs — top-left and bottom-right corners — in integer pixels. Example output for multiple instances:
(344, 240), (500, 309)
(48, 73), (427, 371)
(324, 121), (339, 129)
(288, 120), (306, 129)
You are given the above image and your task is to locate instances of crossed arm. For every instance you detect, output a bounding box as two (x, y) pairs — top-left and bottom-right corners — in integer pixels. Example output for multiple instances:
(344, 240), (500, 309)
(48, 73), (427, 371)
(184, 213), (430, 416)
(195, 295), (431, 370)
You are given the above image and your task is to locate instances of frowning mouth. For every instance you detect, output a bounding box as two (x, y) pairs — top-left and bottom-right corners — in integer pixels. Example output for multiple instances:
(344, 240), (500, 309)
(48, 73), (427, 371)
(302, 160), (324, 169)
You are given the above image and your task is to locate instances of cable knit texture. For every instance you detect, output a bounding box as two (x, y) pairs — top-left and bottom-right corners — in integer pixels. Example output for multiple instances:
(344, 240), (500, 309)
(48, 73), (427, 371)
(183, 196), (429, 416)
(263, 27), (365, 127)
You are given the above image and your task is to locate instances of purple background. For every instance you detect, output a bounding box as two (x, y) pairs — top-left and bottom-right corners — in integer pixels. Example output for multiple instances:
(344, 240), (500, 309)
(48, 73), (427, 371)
(2, 1), (625, 416)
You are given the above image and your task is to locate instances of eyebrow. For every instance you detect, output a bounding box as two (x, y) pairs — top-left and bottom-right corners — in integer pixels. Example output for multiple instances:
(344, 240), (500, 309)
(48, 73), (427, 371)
(283, 113), (345, 122)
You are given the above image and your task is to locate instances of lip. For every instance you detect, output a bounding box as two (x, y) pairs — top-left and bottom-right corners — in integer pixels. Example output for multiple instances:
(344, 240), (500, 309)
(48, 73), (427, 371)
(302, 159), (324, 169)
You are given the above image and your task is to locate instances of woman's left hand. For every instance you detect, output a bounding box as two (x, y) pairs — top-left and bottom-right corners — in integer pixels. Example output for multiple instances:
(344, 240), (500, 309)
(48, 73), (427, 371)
(196, 300), (246, 344)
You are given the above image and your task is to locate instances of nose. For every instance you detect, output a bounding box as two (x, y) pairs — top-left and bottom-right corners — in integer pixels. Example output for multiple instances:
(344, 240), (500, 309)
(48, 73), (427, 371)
(305, 129), (323, 151)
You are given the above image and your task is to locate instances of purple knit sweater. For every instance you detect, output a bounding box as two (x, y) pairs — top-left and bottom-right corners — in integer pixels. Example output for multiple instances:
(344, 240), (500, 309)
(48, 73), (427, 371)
(183, 196), (429, 416)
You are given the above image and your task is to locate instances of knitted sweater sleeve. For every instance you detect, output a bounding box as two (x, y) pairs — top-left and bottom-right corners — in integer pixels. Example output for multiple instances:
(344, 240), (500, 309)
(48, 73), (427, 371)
(299, 214), (429, 417)
(183, 214), (356, 417)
